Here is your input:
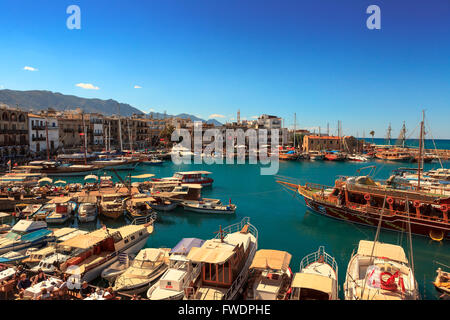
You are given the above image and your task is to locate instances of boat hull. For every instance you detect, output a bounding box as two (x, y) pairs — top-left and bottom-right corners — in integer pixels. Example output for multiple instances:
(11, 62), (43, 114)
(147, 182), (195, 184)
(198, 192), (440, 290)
(302, 197), (449, 241)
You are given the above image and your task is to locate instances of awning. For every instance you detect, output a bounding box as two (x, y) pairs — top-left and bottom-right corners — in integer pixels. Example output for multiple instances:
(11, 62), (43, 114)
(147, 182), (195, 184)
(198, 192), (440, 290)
(357, 240), (408, 264)
(171, 238), (205, 255)
(54, 180), (67, 185)
(84, 174), (98, 181)
(250, 249), (292, 272)
(291, 273), (334, 295)
(131, 174), (155, 179)
(38, 177), (53, 184)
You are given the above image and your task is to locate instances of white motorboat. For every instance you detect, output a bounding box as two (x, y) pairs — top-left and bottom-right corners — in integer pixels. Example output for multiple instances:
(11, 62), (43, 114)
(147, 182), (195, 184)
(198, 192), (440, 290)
(0, 220), (52, 255)
(290, 246), (339, 300)
(101, 252), (134, 284)
(77, 196), (98, 223)
(113, 248), (170, 295)
(45, 197), (77, 224)
(147, 197), (178, 212)
(0, 247), (39, 265)
(147, 238), (205, 300)
(343, 240), (419, 300)
(348, 154), (369, 162)
(182, 200), (236, 214)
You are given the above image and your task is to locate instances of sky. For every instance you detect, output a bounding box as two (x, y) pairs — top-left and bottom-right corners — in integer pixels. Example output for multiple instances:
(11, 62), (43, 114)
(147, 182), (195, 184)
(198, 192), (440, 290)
(0, 0), (449, 138)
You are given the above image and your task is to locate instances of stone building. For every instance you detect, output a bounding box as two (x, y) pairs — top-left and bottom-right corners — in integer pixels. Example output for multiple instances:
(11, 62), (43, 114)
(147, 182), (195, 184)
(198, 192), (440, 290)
(0, 104), (29, 161)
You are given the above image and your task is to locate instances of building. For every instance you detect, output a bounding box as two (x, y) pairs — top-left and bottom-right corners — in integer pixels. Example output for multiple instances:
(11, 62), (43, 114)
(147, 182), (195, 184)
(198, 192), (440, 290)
(0, 104), (29, 161)
(302, 135), (363, 153)
(28, 113), (59, 154)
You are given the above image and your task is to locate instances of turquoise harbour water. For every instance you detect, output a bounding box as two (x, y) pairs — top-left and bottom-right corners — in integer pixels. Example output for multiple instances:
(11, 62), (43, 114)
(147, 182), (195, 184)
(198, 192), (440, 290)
(362, 138), (450, 150)
(29, 159), (450, 299)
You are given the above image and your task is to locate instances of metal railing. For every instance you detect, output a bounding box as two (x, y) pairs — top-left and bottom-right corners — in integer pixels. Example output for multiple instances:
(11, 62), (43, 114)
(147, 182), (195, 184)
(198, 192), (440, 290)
(215, 217), (258, 242)
(130, 212), (157, 225)
(299, 246), (338, 277)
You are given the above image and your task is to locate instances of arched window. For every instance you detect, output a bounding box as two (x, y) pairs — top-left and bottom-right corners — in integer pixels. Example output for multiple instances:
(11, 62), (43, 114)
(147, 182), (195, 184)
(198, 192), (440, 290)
(18, 114), (25, 122)
(2, 112), (8, 121)
(10, 113), (17, 121)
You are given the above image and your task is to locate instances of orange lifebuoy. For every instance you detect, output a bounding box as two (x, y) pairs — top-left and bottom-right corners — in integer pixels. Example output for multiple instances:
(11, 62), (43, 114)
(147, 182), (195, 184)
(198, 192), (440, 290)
(387, 197), (394, 205)
(364, 194), (371, 201)
(441, 204), (448, 212)
(413, 201), (421, 208)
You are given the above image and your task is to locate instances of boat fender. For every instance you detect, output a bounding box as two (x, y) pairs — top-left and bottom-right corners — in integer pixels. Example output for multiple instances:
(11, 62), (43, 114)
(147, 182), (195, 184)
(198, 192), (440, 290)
(413, 201), (421, 208)
(387, 197), (394, 205)
(364, 194), (371, 201)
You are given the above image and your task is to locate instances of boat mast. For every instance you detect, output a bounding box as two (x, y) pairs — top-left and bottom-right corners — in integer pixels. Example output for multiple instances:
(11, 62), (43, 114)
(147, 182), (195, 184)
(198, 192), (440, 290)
(117, 104), (123, 152)
(417, 110), (425, 190)
(45, 116), (50, 161)
(293, 113), (296, 150)
(386, 123), (392, 146)
(82, 112), (88, 165)
(127, 119), (133, 153)
(108, 120), (111, 152)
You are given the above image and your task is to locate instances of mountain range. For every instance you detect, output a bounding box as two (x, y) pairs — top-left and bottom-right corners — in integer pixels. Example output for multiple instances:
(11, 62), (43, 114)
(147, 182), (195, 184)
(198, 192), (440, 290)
(0, 89), (222, 125)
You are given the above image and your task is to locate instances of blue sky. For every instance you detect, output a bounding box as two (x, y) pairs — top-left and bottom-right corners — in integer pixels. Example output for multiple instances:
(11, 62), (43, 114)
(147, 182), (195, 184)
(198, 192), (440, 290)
(0, 0), (449, 138)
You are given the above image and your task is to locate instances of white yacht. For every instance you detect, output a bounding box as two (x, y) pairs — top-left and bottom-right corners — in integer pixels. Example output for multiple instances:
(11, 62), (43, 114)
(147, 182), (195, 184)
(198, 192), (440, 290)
(0, 220), (51, 254)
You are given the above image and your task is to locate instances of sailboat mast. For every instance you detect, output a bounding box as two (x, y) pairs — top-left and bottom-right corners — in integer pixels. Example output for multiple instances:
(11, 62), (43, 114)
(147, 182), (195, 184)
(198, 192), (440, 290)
(117, 104), (123, 152)
(293, 113), (296, 149)
(417, 111), (425, 190)
(82, 112), (88, 165)
(127, 119), (133, 153)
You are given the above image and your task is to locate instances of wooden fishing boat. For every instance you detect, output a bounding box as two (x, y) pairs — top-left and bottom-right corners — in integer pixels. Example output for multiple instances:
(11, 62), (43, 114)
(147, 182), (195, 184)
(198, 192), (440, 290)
(433, 267), (450, 295)
(125, 196), (155, 218)
(147, 196), (178, 212)
(344, 240), (419, 300)
(77, 196), (98, 223)
(375, 149), (412, 162)
(290, 246), (338, 300)
(45, 197), (77, 224)
(245, 249), (293, 300)
(99, 193), (126, 219)
(324, 151), (346, 161)
(183, 217), (258, 300)
(308, 151), (325, 161)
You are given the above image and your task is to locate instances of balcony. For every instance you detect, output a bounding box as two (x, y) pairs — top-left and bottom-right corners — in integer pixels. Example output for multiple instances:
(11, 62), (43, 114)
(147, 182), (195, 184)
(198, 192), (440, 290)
(32, 136), (46, 142)
(0, 129), (28, 134)
(31, 125), (45, 130)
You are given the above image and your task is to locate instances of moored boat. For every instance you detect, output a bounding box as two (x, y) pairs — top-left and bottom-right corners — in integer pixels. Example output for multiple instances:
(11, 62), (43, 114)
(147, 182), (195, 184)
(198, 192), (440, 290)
(153, 171), (214, 188)
(343, 240), (419, 300)
(290, 246), (338, 300)
(182, 200), (236, 214)
(77, 196), (98, 223)
(433, 267), (450, 295)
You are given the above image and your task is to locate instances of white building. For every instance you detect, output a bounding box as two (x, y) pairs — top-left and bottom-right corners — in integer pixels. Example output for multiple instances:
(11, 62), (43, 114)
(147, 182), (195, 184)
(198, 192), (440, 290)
(28, 114), (59, 153)
(90, 114), (104, 146)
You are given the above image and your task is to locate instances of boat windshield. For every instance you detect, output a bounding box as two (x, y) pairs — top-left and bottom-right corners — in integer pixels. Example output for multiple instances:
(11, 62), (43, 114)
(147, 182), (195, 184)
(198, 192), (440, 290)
(132, 259), (156, 269)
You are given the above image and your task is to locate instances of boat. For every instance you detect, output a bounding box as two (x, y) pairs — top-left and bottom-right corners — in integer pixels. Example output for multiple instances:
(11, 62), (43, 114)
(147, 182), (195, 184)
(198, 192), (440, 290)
(433, 267), (450, 295)
(92, 158), (140, 171)
(113, 248), (170, 294)
(348, 154), (369, 162)
(182, 200), (236, 214)
(147, 238), (205, 300)
(277, 174), (450, 241)
(308, 151), (325, 161)
(375, 149), (412, 162)
(22, 246), (57, 268)
(142, 158), (163, 166)
(29, 161), (98, 177)
(31, 252), (71, 274)
(147, 196), (178, 212)
(279, 151), (298, 161)
(344, 240), (419, 300)
(32, 200), (59, 221)
(183, 217), (258, 300)
(0, 247), (39, 265)
(125, 196), (155, 218)
(0, 212), (11, 234)
(245, 249), (293, 300)
(77, 196), (98, 223)
(59, 224), (154, 283)
(324, 151), (346, 161)
(14, 204), (42, 219)
(99, 193), (126, 219)
(0, 220), (52, 254)
(153, 171), (214, 187)
(290, 246), (338, 300)
(45, 197), (77, 224)
(99, 175), (114, 188)
(0, 172), (41, 187)
(101, 252), (134, 284)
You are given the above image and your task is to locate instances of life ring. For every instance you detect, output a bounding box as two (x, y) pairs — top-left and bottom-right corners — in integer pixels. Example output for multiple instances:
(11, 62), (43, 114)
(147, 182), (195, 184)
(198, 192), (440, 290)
(387, 197), (394, 205)
(441, 204), (448, 212)
(364, 194), (371, 201)
(380, 271), (398, 291)
(429, 229), (444, 242)
(413, 201), (421, 208)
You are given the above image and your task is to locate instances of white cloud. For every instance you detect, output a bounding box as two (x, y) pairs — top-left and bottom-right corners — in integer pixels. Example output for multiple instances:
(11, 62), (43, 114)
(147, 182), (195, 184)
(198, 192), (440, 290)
(251, 115), (258, 119)
(208, 114), (226, 119)
(23, 66), (38, 72)
(75, 83), (100, 90)
(134, 85), (142, 89)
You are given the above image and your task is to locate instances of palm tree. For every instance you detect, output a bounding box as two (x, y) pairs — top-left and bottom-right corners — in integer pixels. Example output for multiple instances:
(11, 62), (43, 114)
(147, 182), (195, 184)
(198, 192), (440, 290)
(369, 130), (375, 144)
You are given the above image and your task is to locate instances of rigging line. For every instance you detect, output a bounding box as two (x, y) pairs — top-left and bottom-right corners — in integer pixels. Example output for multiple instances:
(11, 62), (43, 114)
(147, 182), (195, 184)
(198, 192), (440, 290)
(433, 260), (450, 269)
(405, 197), (415, 283)
(360, 193), (387, 299)
(424, 118), (444, 169)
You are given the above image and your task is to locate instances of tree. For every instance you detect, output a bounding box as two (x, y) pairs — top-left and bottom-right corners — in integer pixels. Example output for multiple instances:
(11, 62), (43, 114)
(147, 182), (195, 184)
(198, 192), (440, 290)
(369, 130), (375, 144)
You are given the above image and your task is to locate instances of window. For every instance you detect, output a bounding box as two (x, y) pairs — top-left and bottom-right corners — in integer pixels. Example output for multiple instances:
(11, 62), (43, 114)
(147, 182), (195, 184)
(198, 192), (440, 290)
(131, 236), (135, 241)
(124, 239), (129, 244)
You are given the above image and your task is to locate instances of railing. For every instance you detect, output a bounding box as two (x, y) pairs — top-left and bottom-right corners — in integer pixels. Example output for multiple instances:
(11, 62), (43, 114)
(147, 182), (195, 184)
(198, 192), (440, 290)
(130, 212), (157, 225)
(299, 246), (338, 277)
(215, 217), (258, 242)
(32, 136), (46, 141)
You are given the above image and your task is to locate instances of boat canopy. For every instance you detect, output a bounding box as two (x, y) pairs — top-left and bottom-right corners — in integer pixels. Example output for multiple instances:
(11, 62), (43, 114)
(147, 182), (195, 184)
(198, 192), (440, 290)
(250, 249), (292, 272)
(291, 273), (334, 295)
(357, 240), (408, 264)
(54, 180), (67, 185)
(58, 228), (113, 249)
(11, 220), (47, 233)
(84, 174), (98, 181)
(135, 248), (166, 262)
(131, 174), (155, 179)
(38, 177), (53, 184)
(20, 229), (52, 242)
(48, 196), (72, 204)
(77, 195), (98, 203)
(0, 212), (10, 219)
(187, 239), (236, 264)
(170, 238), (205, 255)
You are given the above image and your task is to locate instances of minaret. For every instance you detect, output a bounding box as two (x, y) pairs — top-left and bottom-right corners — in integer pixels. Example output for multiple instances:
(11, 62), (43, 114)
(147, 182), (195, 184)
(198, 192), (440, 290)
(237, 109), (240, 124)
